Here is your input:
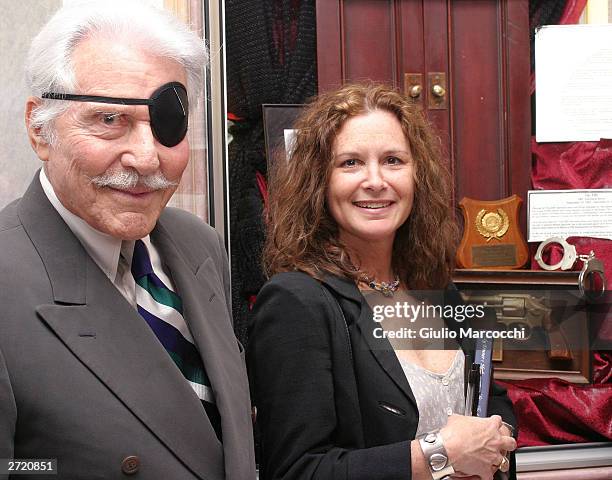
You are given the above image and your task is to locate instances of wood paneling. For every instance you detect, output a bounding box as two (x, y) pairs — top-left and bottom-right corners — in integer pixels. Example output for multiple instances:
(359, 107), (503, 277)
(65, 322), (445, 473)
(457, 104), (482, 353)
(451, 1), (504, 201)
(397, 0), (424, 82)
(505, 0), (532, 230)
(316, 0), (343, 90)
(423, 0), (451, 157)
(343, 1), (396, 84)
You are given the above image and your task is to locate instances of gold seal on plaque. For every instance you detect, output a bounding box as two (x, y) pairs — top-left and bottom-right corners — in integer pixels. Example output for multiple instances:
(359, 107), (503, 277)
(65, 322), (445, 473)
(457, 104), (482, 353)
(475, 208), (509, 241)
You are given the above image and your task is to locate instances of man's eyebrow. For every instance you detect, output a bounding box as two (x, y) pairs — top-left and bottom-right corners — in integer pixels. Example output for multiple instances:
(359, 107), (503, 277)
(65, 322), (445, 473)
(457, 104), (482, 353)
(96, 111), (123, 117)
(82, 104), (135, 115)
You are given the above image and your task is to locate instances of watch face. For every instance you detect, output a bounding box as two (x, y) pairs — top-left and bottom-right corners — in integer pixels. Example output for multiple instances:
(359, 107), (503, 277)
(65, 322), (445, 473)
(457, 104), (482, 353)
(430, 453), (448, 471)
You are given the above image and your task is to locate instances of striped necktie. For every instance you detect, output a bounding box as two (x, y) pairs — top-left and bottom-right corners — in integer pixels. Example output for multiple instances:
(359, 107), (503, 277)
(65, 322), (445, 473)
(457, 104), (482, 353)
(130, 239), (222, 441)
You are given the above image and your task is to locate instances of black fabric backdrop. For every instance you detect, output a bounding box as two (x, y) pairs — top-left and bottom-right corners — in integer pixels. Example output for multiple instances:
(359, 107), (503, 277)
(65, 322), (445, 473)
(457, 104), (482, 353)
(226, 0), (317, 344)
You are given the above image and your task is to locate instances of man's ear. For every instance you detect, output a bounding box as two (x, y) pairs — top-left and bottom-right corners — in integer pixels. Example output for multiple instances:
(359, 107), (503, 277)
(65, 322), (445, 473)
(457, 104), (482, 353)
(25, 97), (50, 161)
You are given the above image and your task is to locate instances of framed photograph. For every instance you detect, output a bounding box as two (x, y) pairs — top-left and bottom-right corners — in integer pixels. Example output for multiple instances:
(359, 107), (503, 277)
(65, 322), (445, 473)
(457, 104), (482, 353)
(262, 104), (305, 167)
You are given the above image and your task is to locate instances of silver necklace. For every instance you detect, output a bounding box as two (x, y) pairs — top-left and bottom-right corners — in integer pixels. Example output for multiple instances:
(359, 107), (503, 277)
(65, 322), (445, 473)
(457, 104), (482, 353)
(360, 275), (400, 297)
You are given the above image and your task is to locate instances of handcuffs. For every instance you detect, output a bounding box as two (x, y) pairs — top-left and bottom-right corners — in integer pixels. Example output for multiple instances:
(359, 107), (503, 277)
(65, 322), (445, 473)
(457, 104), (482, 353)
(534, 237), (606, 301)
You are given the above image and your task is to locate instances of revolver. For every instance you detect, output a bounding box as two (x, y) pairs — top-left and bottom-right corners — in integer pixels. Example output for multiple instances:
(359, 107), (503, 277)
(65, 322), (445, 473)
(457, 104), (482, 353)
(462, 293), (572, 360)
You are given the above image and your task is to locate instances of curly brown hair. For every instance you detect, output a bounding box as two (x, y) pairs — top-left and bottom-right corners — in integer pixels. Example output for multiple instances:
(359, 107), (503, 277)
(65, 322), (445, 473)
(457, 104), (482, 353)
(263, 83), (458, 289)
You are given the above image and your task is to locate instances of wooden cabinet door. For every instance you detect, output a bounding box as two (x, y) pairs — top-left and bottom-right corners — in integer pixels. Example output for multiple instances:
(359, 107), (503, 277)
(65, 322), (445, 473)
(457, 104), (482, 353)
(316, 0), (531, 227)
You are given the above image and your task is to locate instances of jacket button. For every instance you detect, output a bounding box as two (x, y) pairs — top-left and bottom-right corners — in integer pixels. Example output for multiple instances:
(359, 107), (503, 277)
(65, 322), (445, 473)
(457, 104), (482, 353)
(121, 456), (140, 475)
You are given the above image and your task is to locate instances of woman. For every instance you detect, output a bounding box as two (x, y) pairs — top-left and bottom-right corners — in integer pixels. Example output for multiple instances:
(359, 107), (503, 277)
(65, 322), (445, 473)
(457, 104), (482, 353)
(248, 84), (517, 480)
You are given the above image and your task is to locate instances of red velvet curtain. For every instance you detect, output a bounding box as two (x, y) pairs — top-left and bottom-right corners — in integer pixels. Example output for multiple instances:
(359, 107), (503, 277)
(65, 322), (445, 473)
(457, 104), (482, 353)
(499, 361), (612, 446)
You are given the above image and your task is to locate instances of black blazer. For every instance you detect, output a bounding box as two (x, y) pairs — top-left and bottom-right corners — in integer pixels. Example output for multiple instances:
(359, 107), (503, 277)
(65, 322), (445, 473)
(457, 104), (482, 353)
(248, 271), (516, 480)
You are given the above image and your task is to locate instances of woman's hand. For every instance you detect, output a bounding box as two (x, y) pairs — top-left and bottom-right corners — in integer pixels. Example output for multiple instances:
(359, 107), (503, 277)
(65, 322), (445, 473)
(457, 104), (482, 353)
(439, 414), (516, 479)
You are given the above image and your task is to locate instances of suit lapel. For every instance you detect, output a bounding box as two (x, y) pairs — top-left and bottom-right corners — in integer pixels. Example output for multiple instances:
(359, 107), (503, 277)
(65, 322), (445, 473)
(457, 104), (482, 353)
(19, 176), (224, 480)
(36, 274), (224, 480)
(17, 173), (87, 305)
(153, 222), (253, 480)
(322, 276), (418, 410)
(354, 299), (419, 410)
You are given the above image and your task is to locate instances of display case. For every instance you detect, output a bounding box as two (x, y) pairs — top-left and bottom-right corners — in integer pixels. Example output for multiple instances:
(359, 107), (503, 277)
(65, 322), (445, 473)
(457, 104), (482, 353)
(454, 269), (592, 383)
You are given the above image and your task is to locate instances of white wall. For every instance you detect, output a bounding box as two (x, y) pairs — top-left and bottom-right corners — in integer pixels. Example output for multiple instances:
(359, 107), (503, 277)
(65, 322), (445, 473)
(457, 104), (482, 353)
(0, 0), (61, 208)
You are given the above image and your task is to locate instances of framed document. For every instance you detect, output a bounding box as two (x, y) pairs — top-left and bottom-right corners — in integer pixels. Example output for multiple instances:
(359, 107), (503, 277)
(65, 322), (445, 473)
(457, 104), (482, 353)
(527, 189), (612, 242)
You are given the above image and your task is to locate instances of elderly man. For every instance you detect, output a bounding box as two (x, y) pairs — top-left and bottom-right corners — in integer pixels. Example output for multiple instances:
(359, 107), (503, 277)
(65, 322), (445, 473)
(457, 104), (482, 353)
(0, 2), (254, 479)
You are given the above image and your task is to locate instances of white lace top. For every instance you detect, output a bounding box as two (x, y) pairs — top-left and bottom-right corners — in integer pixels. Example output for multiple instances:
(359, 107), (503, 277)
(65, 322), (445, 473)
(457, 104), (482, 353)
(397, 350), (465, 437)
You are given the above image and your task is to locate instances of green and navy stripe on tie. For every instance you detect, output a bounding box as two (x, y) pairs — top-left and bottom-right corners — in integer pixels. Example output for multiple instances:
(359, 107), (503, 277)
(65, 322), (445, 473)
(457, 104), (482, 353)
(131, 239), (222, 439)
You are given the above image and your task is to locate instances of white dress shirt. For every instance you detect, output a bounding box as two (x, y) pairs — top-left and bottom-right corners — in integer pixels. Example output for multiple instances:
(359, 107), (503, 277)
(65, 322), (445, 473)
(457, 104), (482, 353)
(39, 169), (176, 308)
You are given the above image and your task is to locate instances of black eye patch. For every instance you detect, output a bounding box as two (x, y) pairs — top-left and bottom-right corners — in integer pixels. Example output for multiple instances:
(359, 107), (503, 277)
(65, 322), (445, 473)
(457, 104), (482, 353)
(42, 81), (189, 147)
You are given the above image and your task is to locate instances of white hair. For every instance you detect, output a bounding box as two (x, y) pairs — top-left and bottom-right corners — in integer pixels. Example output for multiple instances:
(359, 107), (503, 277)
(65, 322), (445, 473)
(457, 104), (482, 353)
(26, 0), (208, 144)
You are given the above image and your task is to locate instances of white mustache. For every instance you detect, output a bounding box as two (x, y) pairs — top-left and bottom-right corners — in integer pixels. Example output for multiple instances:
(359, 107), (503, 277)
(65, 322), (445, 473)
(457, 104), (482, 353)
(90, 170), (178, 190)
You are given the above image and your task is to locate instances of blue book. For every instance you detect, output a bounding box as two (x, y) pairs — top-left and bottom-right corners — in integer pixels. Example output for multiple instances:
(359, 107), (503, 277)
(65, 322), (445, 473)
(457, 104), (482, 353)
(474, 337), (494, 417)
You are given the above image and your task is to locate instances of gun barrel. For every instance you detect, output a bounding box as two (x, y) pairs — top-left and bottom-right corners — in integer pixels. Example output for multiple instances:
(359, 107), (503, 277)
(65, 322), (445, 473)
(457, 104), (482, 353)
(465, 295), (526, 317)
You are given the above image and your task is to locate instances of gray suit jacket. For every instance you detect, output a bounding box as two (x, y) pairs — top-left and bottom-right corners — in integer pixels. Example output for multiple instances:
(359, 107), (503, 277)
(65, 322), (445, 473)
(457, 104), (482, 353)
(0, 176), (255, 479)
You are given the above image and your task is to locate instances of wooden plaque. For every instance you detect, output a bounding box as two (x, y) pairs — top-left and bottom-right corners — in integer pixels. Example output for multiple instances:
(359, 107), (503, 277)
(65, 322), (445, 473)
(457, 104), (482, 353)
(457, 195), (529, 269)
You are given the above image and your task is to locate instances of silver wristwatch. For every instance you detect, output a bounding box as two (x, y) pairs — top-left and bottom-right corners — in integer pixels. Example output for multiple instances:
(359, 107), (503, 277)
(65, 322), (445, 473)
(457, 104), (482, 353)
(418, 431), (455, 480)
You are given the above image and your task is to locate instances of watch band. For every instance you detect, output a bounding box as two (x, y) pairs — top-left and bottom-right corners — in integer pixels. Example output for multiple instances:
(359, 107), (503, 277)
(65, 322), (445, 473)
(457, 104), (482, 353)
(419, 431), (455, 480)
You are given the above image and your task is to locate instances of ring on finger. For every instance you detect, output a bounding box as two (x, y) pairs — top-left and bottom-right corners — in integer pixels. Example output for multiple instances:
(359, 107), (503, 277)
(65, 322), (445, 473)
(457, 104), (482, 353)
(501, 421), (515, 438)
(498, 456), (510, 473)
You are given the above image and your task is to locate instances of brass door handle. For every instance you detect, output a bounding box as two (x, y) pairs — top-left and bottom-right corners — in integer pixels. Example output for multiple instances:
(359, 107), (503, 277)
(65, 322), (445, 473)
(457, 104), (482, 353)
(409, 84), (422, 98)
(404, 73), (423, 106)
(432, 84), (446, 97)
(428, 72), (447, 109)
